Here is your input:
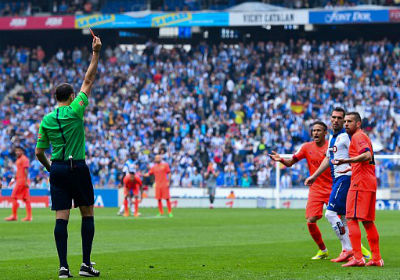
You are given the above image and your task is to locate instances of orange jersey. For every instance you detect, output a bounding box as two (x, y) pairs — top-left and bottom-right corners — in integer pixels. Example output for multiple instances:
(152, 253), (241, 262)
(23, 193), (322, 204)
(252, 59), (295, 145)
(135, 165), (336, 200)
(123, 174), (142, 190)
(149, 162), (170, 188)
(15, 155), (29, 185)
(349, 129), (377, 192)
(293, 141), (332, 196)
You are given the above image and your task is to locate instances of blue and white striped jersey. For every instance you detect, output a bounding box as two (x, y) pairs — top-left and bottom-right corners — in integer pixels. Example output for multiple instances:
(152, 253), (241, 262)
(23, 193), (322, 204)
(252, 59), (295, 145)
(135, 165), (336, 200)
(327, 129), (352, 179)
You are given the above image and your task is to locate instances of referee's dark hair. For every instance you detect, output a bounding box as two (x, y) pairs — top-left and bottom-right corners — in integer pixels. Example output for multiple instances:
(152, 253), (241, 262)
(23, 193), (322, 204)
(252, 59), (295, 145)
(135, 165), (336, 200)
(55, 83), (74, 102)
(346, 112), (362, 123)
(311, 120), (328, 131)
(332, 107), (346, 117)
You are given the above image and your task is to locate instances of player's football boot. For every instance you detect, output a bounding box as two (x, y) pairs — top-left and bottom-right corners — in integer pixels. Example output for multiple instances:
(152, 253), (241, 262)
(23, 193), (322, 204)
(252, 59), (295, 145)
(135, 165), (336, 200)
(342, 257), (365, 267)
(21, 217), (32, 222)
(123, 211), (129, 217)
(361, 244), (372, 261)
(79, 263), (100, 277)
(168, 212), (174, 218)
(331, 250), (353, 262)
(5, 215), (17, 221)
(156, 213), (163, 217)
(366, 259), (384, 267)
(311, 249), (329, 260)
(134, 212), (139, 218)
(58, 267), (73, 278)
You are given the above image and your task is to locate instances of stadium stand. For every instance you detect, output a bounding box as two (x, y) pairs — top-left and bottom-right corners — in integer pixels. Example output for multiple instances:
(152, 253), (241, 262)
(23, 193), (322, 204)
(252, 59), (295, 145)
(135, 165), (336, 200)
(1, 0), (399, 16)
(0, 39), (399, 189)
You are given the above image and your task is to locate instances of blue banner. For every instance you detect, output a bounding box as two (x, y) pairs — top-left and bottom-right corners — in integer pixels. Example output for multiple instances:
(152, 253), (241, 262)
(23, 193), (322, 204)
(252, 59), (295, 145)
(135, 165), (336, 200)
(1, 188), (118, 208)
(309, 10), (389, 24)
(1, 189), (49, 196)
(151, 12), (228, 27)
(375, 200), (400, 210)
(94, 189), (118, 207)
(75, 12), (229, 29)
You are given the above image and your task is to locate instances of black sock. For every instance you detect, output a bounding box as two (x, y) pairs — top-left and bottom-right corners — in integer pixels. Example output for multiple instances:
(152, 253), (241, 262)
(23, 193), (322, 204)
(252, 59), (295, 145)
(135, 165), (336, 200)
(54, 219), (69, 268)
(210, 195), (214, 204)
(81, 216), (95, 266)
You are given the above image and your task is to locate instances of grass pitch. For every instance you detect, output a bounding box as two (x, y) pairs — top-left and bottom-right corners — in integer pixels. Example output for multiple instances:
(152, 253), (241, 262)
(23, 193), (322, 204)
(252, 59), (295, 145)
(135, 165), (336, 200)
(0, 208), (399, 279)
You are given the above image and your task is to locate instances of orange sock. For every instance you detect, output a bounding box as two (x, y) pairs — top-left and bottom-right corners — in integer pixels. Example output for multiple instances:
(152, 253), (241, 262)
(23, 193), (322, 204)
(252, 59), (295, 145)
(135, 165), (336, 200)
(134, 198), (139, 214)
(12, 200), (18, 217)
(307, 222), (326, 250)
(158, 200), (164, 214)
(123, 198), (129, 215)
(166, 199), (172, 214)
(348, 219), (363, 260)
(25, 200), (32, 219)
(363, 221), (381, 261)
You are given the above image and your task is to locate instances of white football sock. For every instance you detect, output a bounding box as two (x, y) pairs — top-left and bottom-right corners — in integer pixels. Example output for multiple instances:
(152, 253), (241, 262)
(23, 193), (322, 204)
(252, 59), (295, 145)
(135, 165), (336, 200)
(340, 216), (352, 251)
(325, 210), (351, 251)
(119, 204), (124, 214)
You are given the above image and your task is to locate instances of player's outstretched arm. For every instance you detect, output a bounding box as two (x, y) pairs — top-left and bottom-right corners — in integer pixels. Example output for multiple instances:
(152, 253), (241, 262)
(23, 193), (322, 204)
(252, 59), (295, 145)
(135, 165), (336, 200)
(80, 36), (102, 97)
(304, 156), (329, 186)
(35, 148), (51, 172)
(333, 151), (372, 165)
(268, 151), (296, 167)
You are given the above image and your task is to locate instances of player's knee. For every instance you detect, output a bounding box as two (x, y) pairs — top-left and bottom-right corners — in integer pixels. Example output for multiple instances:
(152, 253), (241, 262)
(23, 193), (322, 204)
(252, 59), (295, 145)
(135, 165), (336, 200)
(325, 209), (336, 219)
(79, 205), (94, 217)
(56, 209), (70, 220)
(307, 216), (318, 223)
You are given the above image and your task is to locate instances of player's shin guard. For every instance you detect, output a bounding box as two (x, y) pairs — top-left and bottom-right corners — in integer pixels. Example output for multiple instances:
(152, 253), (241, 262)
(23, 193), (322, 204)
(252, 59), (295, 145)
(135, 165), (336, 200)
(347, 219), (363, 260)
(81, 216), (94, 266)
(209, 195), (215, 204)
(363, 221), (381, 261)
(25, 200), (32, 219)
(158, 199), (164, 214)
(123, 198), (129, 216)
(325, 210), (350, 251)
(134, 198), (139, 215)
(12, 199), (18, 217)
(166, 199), (172, 214)
(54, 219), (69, 268)
(341, 216), (352, 251)
(307, 222), (326, 250)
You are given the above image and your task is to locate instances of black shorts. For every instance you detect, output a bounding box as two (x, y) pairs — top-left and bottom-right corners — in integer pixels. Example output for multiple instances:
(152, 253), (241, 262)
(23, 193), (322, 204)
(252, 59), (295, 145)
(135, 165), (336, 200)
(50, 160), (94, 211)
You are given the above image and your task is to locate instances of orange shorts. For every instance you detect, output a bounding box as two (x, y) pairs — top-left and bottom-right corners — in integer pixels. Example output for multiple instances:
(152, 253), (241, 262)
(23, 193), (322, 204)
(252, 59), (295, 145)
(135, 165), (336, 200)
(305, 193), (330, 219)
(11, 184), (30, 200)
(155, 187), (170, 200)
(124, 187), (139, 197)
(346, 190), (376, 221)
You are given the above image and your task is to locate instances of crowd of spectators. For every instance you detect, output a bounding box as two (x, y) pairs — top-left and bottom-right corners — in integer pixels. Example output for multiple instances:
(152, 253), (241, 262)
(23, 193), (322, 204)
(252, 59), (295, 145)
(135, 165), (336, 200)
(0, 0), (98, 17)
(0, 39), (400, 190)
(1, 0), (400, 17)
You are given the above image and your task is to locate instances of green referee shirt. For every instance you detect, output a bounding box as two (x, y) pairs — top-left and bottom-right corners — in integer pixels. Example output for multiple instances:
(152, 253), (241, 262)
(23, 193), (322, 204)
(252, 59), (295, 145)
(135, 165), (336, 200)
(36, 91), (89, 160)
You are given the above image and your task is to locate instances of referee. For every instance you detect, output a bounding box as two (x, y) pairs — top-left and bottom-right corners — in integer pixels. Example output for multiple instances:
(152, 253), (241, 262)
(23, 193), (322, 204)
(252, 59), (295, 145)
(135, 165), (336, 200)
(35, 36), (102, 278)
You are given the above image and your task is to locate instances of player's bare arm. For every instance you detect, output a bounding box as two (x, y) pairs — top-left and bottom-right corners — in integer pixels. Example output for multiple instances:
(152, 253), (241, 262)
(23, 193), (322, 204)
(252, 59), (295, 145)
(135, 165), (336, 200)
(35, 148), (51, 172)
(24, 168), (29, 187)
(269, 151), (296, 167)
(333, 151), (372, 165)
(304, 156), (330, 186)
(80, 36), (102, 97)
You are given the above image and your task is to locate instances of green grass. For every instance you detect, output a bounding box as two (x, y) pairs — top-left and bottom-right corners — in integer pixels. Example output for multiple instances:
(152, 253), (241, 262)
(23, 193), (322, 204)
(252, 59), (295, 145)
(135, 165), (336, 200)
(0, 208), (399, 280)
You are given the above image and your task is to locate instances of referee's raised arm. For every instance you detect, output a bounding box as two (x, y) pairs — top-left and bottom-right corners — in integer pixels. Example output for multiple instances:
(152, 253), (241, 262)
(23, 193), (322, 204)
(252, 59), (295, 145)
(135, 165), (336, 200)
(80, 36), (102, 97)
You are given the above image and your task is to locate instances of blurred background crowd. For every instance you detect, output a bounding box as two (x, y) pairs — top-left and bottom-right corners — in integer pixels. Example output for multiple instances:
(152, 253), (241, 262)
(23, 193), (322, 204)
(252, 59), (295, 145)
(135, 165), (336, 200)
(0, 38), (400, 189)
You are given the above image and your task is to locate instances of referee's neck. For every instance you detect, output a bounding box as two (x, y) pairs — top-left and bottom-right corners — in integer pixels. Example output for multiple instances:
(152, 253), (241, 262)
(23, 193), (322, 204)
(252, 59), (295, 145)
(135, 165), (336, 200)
(58, 101), (72, 107)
